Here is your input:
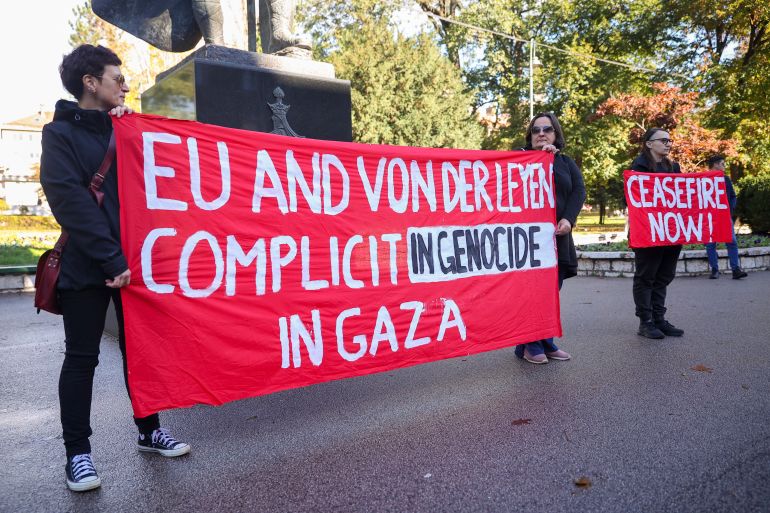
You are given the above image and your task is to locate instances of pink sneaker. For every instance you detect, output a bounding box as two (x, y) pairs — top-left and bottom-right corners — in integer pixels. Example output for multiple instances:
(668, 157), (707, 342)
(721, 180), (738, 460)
(545, 349), (571, 361)
(523, 348), (548, 364)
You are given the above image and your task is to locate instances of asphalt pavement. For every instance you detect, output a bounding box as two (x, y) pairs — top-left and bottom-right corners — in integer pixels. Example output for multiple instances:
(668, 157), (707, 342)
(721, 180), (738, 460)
(1, 272), (769, 513)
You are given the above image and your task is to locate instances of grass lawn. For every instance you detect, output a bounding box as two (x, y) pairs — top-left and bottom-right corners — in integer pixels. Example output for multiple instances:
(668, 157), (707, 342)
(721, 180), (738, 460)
(575, 212), (626, 233)
(0, 232), (58, 266)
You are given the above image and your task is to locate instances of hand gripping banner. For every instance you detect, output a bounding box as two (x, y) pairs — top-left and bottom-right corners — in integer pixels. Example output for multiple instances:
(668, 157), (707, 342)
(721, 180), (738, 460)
(624, 170), (735, 249)
(114, 114), (561, 417)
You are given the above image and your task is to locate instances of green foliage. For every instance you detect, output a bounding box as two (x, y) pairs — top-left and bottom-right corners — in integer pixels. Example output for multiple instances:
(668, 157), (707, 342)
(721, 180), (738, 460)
(736, 174), (770, 234)
(577, 233), (770, 252)
(302, 0), (483, 147)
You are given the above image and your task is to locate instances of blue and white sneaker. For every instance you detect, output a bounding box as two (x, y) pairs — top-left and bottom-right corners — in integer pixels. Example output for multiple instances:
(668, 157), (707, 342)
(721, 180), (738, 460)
(137, 428), (191, 457)
(65, 453), (101, 492)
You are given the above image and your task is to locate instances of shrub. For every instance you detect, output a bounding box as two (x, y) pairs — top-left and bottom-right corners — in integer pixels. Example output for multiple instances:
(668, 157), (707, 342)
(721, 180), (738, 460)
(736, 174), (770, 234)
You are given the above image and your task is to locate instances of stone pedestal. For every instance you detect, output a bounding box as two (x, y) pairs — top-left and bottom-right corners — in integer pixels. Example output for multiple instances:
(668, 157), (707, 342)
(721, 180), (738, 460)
(141, 45), (353, 141)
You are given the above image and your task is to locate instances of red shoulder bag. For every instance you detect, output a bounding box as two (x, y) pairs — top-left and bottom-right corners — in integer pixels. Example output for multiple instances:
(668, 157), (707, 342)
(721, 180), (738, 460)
(34, 133), (116, 314)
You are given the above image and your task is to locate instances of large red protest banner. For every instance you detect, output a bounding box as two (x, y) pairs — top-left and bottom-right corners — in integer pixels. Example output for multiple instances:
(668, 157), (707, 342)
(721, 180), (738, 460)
(624, 170), (734, 248)
(114, 114), (560, 417)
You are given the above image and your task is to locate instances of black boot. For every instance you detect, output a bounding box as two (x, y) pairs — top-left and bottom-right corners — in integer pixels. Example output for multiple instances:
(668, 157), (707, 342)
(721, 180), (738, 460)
(732, 268), (748, 279)
(709, 268), (719, 279)
(654, 319), (684, 337)
(638, 320), (665, 339)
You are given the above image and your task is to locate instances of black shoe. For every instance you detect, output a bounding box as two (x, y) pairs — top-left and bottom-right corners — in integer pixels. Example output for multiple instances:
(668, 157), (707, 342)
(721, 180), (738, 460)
(65, 453), (101, 492)
(638, 321), (665, 339)
(732, 268), (748, 279)
(137, 428), (191, 457)
(709, 268), (719, 279)
(654, 319), (684, 337)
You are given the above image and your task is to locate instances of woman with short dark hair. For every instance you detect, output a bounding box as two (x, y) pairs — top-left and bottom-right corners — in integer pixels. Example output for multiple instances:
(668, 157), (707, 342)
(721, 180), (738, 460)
(515, 112), (586, 364)
(41, 44), (190, 493)
(629, 128), (685, 339)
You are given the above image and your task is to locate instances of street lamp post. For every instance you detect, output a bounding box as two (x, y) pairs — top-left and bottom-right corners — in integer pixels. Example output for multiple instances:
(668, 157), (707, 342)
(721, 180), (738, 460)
(529, 39), (542, 119)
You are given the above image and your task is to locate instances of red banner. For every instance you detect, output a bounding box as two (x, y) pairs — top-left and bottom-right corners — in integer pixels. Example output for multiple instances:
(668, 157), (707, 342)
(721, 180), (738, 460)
(114, 114), (561, 417)
(624, 170), (734, 248)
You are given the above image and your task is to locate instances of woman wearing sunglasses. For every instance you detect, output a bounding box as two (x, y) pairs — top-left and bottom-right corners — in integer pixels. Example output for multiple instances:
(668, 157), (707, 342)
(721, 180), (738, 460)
(40, 44), (190, 492)
(515, 112), (586, 364)
(628, 128), (685, 339)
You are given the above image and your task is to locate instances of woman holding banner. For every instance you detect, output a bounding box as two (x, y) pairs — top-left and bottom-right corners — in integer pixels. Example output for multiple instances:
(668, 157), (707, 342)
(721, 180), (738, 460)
(629, 128), (685, 339)
(514, 112), (586, 364)
(40, 44), (190, 493)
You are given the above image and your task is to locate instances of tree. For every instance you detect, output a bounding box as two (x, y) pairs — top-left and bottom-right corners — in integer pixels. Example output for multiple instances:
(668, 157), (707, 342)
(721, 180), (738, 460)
(302, 0), (483, 148)
(592, 83), (738, 173)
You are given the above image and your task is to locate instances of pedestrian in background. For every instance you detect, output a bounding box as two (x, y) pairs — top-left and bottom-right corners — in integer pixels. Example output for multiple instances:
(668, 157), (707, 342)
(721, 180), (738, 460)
(629, 128), (685, 339)
(515, 112), (586, 364)
(704, 155), (747, 280)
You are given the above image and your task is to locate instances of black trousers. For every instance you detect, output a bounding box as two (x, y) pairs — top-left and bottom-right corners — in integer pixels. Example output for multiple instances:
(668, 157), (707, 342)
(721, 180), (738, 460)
(632, 245), (682, 321)
(59, 287), (160, 458)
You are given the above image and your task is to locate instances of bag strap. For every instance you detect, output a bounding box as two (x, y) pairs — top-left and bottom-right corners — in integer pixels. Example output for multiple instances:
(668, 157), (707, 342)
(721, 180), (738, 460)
(88, 132), (117, 207)
(56, 131), (117, 250)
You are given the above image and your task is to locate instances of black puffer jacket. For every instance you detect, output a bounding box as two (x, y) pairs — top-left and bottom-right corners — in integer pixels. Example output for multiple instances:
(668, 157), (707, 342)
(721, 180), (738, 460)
(40, 100), (127, 290)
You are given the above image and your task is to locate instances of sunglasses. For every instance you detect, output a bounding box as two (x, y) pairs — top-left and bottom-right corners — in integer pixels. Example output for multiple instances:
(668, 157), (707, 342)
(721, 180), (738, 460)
(531, 126), (555, 135)
(649, 138), (673, 145)
(94, 74), (127, 87)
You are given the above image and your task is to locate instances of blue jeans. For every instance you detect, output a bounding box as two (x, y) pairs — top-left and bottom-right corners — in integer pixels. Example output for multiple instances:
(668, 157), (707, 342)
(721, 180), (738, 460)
(705, 229), (739, 271)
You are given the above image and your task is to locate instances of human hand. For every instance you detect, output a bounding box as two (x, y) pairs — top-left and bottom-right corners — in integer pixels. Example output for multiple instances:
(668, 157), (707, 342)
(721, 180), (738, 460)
(106, 269), (131, 288)
(109, 106), (133, 118)
(541, 144), (559, 154)
(555, 218), (572, 236)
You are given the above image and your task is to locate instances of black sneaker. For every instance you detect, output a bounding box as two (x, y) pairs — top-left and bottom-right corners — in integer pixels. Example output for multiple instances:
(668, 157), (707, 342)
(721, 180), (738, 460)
(638, 321), (665, 339)
(655, 319), (684, 337)
(709, 268), (719, 279)
(65, 453), (101, 492)
(137, 428), (191, 457)
(732, 268), (748, 279)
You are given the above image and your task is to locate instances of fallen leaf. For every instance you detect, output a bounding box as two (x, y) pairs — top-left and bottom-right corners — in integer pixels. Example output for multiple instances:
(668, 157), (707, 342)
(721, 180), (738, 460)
(691, 364), (713, 373)
(741, 384), (750, 390)
(574, 476), (592, 488)
(511, 418), (532, 426)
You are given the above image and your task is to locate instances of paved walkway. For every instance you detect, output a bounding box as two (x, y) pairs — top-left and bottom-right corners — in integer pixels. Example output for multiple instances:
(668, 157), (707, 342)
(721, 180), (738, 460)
(1, 273), (769, 513)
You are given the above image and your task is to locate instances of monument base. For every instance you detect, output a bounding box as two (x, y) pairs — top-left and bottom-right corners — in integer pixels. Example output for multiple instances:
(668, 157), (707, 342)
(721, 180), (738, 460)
(141, 45), (353, 141)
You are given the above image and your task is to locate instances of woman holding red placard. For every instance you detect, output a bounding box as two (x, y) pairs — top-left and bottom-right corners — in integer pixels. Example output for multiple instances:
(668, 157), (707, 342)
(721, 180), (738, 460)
(514, 112), (586, 364)
(40, 44), (190, 493)
(629, 128), (685, 339)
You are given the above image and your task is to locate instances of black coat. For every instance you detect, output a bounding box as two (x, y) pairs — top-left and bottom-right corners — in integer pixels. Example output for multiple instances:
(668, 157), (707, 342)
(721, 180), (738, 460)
(552, 153), (587, 279)
(40, 100), (127, 290)
(630, 153), (681, 174)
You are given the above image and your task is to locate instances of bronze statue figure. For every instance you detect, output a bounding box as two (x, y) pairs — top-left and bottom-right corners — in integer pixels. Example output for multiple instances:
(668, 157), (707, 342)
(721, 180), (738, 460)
(92, 0), (310, 55)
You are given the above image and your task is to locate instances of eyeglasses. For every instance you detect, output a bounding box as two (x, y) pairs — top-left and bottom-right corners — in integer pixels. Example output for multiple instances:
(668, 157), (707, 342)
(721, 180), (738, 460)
(649, 138), (673, 145)
(94, 74), (127, 87)
(531, 126), (555, 135)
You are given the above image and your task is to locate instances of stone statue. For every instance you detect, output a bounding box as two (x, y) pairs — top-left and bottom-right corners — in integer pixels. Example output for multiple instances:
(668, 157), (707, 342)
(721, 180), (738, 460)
(92, 0), (310, 55)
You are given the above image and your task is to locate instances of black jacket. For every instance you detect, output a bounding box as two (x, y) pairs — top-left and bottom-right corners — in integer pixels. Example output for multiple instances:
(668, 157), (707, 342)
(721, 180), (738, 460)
(40, 100), (127, 290)
(630, 153), (681, 174)
(552, 153), (587, 279)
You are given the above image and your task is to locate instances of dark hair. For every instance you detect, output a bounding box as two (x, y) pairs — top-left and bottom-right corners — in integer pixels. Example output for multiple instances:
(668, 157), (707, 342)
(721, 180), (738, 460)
(525, 112), (565, 150)
(640, 127), (674, 172)
(59, 44), (122, 100)
(707, 154), (726, 168)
